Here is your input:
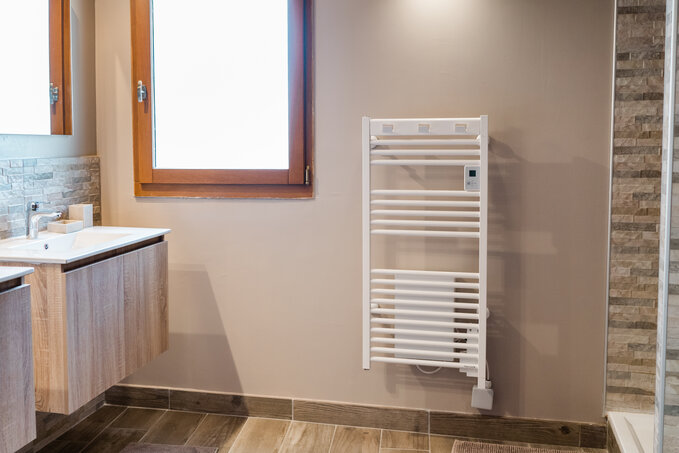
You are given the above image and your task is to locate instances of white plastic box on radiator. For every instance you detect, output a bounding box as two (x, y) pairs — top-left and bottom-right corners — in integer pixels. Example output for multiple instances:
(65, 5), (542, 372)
(361, 116), (493, 410)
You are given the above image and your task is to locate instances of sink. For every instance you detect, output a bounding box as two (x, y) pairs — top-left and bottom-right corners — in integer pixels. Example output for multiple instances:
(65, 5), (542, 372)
(7, 231), (131, 253)
(0, 226), (171, 264)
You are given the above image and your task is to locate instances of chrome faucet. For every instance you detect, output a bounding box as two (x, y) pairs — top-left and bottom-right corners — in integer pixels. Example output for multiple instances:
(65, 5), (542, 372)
(26, 202), (62, 239)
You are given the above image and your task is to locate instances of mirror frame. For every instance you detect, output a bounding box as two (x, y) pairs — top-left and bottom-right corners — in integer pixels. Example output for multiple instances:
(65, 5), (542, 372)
(49, 0), (72, 135)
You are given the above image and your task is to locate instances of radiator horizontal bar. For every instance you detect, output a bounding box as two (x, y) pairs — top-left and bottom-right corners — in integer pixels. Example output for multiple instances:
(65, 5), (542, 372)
(371, 159), (479, 167)
(370, 190), (480, 197)
(371, 138), (480, 146)
(371, 279), (479, 289)
(371, 220), (480, 229)
(371, 356), (479, 370)
(371, 269), (479, 279)
(371, 288), (479, 299)
(371, 327), (478, 340)
(371, 149), (480, 157)
(371, 230), (480, 238)
(371, 308), (479, 320)
(371, 317), (479, 329)
(371, 210), (480, 218)
(371, 200), (480, 208)
(371, 298), (479, 310)
(369, 118), (481, 136)
(371, 347), (479, 361)
(371, 337), (479, 349)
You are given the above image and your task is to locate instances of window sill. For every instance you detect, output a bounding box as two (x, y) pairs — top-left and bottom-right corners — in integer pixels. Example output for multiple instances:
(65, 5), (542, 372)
(134, 182), (314, 199)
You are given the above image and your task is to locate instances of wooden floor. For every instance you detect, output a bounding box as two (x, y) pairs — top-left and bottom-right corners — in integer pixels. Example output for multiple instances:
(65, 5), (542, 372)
(36, 405), (607, 453)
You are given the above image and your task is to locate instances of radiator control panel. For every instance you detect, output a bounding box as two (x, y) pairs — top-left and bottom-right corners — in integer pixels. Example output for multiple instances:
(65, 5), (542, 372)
(465, 165), (480, 191)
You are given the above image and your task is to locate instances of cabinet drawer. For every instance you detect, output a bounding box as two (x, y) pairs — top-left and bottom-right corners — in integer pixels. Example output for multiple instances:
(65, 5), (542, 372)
(0, 284), (36, 452)
(65, 254), (125, 411)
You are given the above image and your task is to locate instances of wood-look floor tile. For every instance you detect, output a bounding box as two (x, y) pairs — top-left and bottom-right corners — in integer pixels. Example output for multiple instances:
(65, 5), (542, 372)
(430, 435), (456, 453)
(295, 400), (427, 433)
(80, 427), (145, 453)
(380, 450), (429, 453)
(36, 394), (104, 440)
(185, 414), (246, 451)
(36, 439), (89, 453)
(329, 426), (380, 453)
(228, 418), (290, 453)
(140, 411), (206, 445)
(430, 412), (581, 447)
(381, 430), (429, 450)
(279, 421), (335, 453)
(121, 443), (217, 453)
(110, 408), (166, 431)
(170, 390), (292, 419)
(58, 405), (127, 442)
(106, 386), (170, 409)
(579, 424), (607, 450)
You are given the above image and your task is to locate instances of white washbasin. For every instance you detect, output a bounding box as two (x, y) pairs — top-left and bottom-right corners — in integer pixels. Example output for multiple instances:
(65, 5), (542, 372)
(0, 226), (170, 264)
(7, 231), (131, 253)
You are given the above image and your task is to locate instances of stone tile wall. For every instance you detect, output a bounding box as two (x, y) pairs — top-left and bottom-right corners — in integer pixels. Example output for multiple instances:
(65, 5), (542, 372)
(0, 156), (101, 239)
(607, 0), (666, 412)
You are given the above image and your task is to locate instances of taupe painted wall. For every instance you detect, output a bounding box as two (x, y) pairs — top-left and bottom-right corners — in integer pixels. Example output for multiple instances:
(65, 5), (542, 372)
(96, 0), (614, 422)
(0, 0), (96, 159)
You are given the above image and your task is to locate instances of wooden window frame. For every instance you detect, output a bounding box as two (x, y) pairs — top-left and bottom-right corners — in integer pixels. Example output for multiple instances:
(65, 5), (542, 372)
(130, 0), (314, 199)
(50, 0), (72, 135)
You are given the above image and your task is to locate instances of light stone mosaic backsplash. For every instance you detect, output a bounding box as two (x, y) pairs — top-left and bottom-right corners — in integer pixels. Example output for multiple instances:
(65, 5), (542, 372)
(0, 156), (101, 239)
(607, 0), (666, 412)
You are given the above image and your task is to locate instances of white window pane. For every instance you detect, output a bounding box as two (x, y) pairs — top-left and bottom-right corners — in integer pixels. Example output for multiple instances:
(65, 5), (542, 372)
(0, 1), (51, 135)
(152, 0), (290, 170)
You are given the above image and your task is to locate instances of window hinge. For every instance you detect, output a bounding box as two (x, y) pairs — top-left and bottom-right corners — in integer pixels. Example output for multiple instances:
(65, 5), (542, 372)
(49, 83), (59, 105)
(137, 80), (147, 103)
(304, 165), (311, 185)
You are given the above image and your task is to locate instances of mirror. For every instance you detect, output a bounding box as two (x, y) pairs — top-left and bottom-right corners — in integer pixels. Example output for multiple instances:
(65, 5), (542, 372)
(0, 0), (72, 135)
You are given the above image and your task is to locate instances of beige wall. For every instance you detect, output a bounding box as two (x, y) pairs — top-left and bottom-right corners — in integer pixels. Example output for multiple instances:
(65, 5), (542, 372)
(96, 0), (614, 422)
(0, 0), (96, 159)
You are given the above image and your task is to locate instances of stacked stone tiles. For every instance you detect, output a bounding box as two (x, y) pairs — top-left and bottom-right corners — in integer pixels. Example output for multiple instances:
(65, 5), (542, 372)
(607, 1), (665, 412)
(0, 156), (101, 239)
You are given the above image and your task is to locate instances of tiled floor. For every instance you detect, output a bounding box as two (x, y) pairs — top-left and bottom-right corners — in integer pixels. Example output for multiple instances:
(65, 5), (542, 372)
(36, 405), (607, 453)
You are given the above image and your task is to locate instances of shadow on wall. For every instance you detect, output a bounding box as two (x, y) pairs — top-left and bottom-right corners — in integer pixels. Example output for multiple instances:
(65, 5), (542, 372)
(380, 135), (608, 417)
(122, 266), (243, 393)
(488, 136), (607, 417)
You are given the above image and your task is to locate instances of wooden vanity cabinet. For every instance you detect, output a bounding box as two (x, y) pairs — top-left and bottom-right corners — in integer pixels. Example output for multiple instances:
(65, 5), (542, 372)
(6, 239), (168, 414)
(0, 281), (37, 453)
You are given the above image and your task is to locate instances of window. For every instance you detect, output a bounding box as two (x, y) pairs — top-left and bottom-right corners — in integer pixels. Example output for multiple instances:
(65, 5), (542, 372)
(130, 0), (313, 198)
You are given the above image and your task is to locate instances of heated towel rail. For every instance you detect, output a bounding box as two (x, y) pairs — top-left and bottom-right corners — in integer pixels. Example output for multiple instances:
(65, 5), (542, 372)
(361, 116), (493, 410)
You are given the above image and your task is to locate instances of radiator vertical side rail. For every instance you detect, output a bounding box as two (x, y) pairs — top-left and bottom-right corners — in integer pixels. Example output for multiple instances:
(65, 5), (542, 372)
(478, 115), (489, 389)
(362, 116), (372, 370)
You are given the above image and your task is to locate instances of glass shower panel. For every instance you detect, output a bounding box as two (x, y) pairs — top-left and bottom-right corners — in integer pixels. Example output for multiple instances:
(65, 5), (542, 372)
(658, 0), (679, 451)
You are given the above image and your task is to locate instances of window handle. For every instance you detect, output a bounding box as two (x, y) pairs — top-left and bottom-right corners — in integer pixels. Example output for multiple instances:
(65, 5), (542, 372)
(137, 81), (147, 103)
(49, 83), (59, 105)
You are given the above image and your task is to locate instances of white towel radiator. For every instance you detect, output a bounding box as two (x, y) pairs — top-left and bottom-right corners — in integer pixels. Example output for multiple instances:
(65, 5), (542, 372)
(361, 116), (493, 410)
